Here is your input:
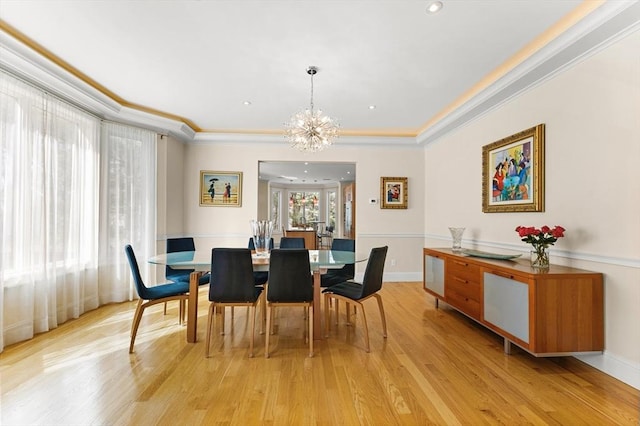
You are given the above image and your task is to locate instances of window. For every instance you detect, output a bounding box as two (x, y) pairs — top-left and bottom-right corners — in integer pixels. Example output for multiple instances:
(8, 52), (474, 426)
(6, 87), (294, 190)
(288, 191), (319, 228)
(270, 189), (281, 230)
(326, 190), (337, 229)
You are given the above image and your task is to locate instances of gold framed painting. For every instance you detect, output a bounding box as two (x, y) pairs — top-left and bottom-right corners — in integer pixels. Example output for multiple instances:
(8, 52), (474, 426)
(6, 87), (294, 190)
(380, 177), (408, 209)
(482, 124), (545, 213)
(200, 171), (243, 207)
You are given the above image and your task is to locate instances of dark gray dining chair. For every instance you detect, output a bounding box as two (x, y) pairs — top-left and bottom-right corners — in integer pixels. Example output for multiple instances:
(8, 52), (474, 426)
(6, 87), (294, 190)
(279, 237), (305, 249)
(265, 249), (314, 358)
(205, 248), (264, 358)
(321, 238), (355, 288)
(323, 246), (388, 353)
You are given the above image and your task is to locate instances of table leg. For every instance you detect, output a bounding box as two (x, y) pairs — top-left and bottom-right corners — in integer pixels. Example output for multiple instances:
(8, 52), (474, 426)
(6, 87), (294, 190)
(312, 269), (325, 340)
(187, 271), (202, 343)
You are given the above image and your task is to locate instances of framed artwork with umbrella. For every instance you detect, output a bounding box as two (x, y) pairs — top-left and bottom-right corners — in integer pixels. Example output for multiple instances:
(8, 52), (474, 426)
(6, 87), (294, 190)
(199, 170), (243, 207)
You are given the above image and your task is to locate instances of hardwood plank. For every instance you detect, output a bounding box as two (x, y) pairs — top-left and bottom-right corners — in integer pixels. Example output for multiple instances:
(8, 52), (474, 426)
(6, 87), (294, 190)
(1, 283), (637, 425)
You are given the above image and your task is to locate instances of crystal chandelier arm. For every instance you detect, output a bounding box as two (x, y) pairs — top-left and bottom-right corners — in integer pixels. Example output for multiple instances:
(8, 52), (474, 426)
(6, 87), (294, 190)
(285, 65), (338, 153)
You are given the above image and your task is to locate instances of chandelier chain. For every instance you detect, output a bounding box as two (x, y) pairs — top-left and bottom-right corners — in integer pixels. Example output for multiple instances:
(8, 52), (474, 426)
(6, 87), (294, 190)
(309, 71), (314, 113)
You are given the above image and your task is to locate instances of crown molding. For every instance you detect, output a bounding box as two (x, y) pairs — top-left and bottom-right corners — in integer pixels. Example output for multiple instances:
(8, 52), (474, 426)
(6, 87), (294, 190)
(1, 1), (638, 145)
(417, 0), (640, 146)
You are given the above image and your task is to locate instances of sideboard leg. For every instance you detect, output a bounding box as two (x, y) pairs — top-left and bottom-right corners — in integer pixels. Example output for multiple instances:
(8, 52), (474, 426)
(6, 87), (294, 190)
(435, 298), (439, 309)
(504, 338), (512, 355)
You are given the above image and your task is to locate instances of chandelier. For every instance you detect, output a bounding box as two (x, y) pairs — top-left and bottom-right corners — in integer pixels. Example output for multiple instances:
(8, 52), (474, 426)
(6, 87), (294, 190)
(285, 66), (339, 152)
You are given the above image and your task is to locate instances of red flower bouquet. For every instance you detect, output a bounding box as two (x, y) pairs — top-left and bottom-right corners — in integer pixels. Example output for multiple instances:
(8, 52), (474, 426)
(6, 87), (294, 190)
(515, 225), (565, 268)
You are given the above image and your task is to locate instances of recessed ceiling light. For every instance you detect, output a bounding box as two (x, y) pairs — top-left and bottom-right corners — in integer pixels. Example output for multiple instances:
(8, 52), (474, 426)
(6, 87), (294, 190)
(243, 101), (251, 105)
(426, 1), (443, 14)
(368, 105), (376, 110)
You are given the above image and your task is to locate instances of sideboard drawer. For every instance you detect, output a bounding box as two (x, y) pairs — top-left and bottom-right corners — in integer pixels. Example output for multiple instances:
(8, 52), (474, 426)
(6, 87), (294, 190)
(447, 258), (481, 283)
(446, 275), (481, 301)
(446, 289), (481, 319)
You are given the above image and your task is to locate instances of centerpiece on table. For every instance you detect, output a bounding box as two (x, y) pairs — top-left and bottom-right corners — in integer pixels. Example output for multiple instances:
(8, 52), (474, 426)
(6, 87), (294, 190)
(515, 225), (565, 269)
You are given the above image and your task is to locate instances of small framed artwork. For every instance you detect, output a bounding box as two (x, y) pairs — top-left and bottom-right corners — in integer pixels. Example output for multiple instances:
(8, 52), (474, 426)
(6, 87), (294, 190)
(482, 124), (545, 213)
(200, 171), (243, 207)
(380, 177), (408, 209)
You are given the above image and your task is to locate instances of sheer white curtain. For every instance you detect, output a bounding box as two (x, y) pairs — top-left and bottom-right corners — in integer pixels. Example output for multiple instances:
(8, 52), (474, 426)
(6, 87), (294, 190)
(98, 122), (157, 304)
(0, 73), (100, 348)
(0, 71), (157, 351)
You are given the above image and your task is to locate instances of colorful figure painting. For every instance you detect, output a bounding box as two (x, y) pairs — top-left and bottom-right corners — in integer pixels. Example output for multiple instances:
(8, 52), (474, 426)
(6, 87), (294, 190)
(482, 124), (545, 213)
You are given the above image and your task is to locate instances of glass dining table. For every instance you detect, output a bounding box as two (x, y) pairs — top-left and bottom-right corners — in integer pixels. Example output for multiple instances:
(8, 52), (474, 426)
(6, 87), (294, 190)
(148, 249), (364, 342)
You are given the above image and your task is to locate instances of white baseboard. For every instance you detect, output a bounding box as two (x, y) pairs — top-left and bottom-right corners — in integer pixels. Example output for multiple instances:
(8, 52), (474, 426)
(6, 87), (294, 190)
(355, 272), (423, 282)
(575, 352), (640, 390)
(370, 275), (640, 391)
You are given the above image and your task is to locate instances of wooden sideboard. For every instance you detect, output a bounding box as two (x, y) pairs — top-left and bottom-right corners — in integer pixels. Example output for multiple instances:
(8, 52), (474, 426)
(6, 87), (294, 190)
(423, 248), (604, 356)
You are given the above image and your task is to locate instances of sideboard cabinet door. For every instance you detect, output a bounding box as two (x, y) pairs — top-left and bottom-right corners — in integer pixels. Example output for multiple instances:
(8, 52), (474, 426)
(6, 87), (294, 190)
(483, 272), (529, 345)
(424, 253), (445, 297)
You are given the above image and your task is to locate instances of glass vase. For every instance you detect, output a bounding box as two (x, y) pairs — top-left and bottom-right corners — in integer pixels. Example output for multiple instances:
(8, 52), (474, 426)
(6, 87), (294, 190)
(530, 246), (549, 269)
(448, 227), (465, 253)
(250, 220), (274, 257)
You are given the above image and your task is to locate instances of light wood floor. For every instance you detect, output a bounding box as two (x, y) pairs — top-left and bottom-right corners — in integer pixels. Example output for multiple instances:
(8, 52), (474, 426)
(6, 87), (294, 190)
(1, 282), (637, 425)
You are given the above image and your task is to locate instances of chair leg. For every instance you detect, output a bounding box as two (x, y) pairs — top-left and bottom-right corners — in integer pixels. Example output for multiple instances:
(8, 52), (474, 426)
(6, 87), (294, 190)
(260, 291), (267, 335)
(179, 299), (186, 325)
(269, 307), (276, 335)
(308, 304), (314, 357)
(129, 299), (145, 353)
(249, 305), (256, 358)
(324, 294), (331, 338)
(374, 294), (388, 338)
(265, 304), (272, 358)
(163, 302), (167, 315)
(220, 306), (226, 335)
(205, 302), (216, 357)
(358, 302), (370, 353)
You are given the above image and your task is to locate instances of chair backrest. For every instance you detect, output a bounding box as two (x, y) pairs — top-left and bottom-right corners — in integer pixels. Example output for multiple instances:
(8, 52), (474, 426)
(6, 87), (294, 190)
(267, 249), (313, 302)
(359, 246), (388, 299)
(124, 244), (150, 300)
(325, 225), (334, 233)
(279, 237), (305, 249)
(166, 237), (196, 278)
(248, 237), (274, 250)
(331, 238), (354, 252)
(330, 238), (356, 278)
(209, 248), (260, 302)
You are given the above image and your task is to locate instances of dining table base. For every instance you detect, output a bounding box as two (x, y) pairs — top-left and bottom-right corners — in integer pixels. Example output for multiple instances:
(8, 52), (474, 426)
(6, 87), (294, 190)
(187, 271), (203, 343)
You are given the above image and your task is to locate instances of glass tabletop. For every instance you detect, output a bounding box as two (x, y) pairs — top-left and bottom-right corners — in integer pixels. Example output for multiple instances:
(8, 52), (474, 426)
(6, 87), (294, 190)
(148, 249), (364, 271)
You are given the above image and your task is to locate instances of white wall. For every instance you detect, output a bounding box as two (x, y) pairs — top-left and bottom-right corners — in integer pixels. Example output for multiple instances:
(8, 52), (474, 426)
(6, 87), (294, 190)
(176, 142), (425, 280)
(424, 30), (640, 389)
(157, 27), (639, 391)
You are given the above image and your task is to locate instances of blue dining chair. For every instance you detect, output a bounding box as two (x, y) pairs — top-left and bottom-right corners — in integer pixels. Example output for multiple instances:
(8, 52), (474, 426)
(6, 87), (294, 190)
(124, 244), (190, 353)
(166, 237), (210, 285)
(323, 246), (388, 353)
(279, 237), (305, 249)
